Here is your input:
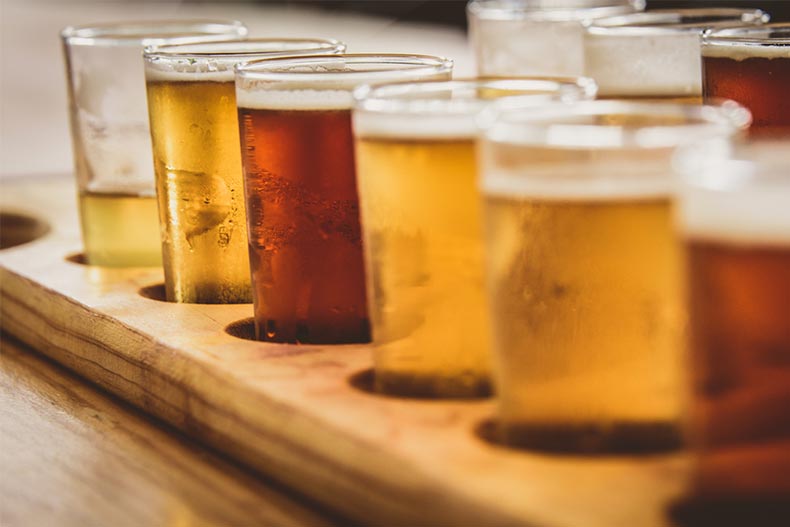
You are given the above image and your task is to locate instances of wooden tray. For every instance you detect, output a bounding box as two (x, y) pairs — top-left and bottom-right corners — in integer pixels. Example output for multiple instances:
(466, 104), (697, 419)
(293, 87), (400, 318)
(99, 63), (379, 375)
(0, 174), (688, 527)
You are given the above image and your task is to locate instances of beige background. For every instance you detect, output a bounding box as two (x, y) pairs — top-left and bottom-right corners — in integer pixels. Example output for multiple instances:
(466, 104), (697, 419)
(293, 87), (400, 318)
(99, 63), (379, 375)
(0, 0), (471, 178)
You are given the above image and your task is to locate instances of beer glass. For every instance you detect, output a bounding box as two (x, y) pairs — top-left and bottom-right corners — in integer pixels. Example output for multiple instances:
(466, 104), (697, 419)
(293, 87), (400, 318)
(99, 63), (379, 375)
(235, 54), (452, 343)
(478, 100), (751, 452)
(353, 77), (597, 397)
(61, 21), (247, 267)
(702, 24), (790, 132)
(144, 39), (345, 304)
(467, 0), (643, 78)
(585, 8), (768, 101)
(675, 139), (790, 512)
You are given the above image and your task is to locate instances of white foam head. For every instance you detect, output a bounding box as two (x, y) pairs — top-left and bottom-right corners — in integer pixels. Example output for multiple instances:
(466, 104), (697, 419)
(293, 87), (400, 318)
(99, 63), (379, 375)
(236, 88), (354, 111)
(702, 24), (790, 61)
(675, 140), (790, 245)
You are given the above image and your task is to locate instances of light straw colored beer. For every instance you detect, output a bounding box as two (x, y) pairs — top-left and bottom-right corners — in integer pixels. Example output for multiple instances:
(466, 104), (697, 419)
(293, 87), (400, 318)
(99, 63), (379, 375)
(145, 39), (343, 303)
(62, 21), (247, 267)
(479, 101), (750, 451)
(353, 78), (596, 397)
(584, 8), (768, 101)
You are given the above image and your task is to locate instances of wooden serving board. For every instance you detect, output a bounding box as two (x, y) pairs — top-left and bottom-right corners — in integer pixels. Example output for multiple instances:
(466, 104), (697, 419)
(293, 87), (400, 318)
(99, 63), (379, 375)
(0, 174), (689, 527)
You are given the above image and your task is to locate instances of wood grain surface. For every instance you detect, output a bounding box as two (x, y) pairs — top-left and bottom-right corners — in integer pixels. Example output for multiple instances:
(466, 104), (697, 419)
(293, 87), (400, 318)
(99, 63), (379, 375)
(0, 333), (343, 527)
(0, 175), (691, 526)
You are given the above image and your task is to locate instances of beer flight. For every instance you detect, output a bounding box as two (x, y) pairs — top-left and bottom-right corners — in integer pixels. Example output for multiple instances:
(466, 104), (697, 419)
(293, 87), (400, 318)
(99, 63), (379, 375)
(61, 0), (789, 513)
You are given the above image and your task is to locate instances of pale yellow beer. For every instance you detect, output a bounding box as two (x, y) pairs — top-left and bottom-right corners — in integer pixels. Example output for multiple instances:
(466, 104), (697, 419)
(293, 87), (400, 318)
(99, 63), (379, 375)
(145, 39), (344, 303)
(354, 79), (595, 397)
(479, 100), (750, 451)
(78, 189), (161, 267)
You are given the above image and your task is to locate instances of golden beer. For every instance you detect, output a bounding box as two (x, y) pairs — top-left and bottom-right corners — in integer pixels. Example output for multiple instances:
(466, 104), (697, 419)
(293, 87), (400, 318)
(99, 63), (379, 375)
(147, 78), (251, 303)
(145, 39), (344, 303)
(78, 189), (161, 267)
(479, 101), (749, 451)
(354, 79), (594, 397)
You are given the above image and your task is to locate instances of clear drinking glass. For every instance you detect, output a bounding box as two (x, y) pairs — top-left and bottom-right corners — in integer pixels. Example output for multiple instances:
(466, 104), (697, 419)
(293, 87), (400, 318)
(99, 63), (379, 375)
(478, 100), (751, 452)
(467, 0), (644, 78)
(235, 54), (452, 344)
(61, 20), (247, 267)
(674, 138), (790, 515)
(584, 8), (769, 101)
(144, 39), (345, 303)
(353, 77), (597, 397)
(702, 24), (790, 132)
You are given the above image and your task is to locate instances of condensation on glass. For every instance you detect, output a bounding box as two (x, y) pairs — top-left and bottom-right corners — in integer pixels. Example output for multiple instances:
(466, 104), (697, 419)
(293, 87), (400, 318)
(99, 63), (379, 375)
(352, 77), (597, 397)
(467, 0), (644, 78)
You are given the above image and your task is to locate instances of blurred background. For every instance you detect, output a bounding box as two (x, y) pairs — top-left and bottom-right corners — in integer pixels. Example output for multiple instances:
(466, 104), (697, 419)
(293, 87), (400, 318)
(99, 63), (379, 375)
(2, 0), (787, 178)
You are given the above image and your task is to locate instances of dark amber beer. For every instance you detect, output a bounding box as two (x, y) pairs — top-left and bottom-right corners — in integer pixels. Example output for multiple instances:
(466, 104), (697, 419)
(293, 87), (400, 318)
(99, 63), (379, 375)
(677, 140), (790, 510)
(235, 54), (452, 343)
(702, 25), (790, 131)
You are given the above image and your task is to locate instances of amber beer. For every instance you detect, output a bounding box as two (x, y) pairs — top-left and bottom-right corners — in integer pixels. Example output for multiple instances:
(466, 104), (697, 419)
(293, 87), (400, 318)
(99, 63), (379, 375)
(702, 25), (790, 131)
(353, 79), (595, 397)
(677, 141), (790, 511)
(144, 40), (343, 303)
(479, 101), (749, 452)
(584, 8), (768, 102)
(235, 54), (452, 343)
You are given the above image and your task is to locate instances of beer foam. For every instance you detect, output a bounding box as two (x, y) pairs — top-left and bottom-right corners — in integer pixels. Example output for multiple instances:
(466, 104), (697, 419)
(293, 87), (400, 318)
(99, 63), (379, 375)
(236, 88), (353, 110)
(678, 171), (790, 245)
(145, 66), (235, 83)
(482, 168), (672, 201)
(353, 112), (477, 140)
(702, 42), (790, 61)
(585, 31), (701, 96)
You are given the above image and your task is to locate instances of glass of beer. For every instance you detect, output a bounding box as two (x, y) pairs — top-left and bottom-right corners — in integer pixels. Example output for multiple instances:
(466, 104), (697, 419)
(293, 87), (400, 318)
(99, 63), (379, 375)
(478, 100), (751, 452)
(702, 24), (790, 132)
(585, 8), (768, 101)
(353, 77), (596, 397)
(467, 0), (643, 78)
(675, 138), (790, 514)
(144, 39), (345, 304)
(235, 54), (452, 344)
(61, 20), (247, 267)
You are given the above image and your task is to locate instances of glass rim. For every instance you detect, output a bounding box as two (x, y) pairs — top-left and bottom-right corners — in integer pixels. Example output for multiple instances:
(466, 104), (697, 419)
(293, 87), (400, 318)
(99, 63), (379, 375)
(586, 8), (769, 36)
(479, 99), (752, 149)
(61, 19), (247, 47)
(353, 76), (598, 115)
(466, 0), (644, 22)
(144, 38), (345, 61)
(702, 23), (790, 46)
(235, 53), (453, 83)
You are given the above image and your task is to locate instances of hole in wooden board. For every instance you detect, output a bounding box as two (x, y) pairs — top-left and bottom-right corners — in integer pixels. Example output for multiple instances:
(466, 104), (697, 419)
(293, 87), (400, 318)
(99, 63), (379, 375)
(667, 495), (790, 527)
(225, 318), (257, 341)
(0, 212), (50, 249)
(474, 417), (683, 455)
(64, 252), (88, 265)
(138, 283), (167, 302)
(348, 368), (492, 401)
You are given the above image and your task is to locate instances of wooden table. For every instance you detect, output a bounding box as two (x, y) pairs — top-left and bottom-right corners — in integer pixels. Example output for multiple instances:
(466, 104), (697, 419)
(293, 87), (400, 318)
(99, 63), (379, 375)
(0, 333), (347, 527)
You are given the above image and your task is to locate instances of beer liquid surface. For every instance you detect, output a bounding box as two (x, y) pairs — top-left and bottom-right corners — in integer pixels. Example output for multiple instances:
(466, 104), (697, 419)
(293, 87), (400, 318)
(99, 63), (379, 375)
(687, 240), (790, 500)
(355, 137), (491, 397)
(78, 190), (162, 267)
(240, 108), (369, 344)
(484, 196), (684, 452)
(703, 54), (790, 131)
(147, 80), (252, 304)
